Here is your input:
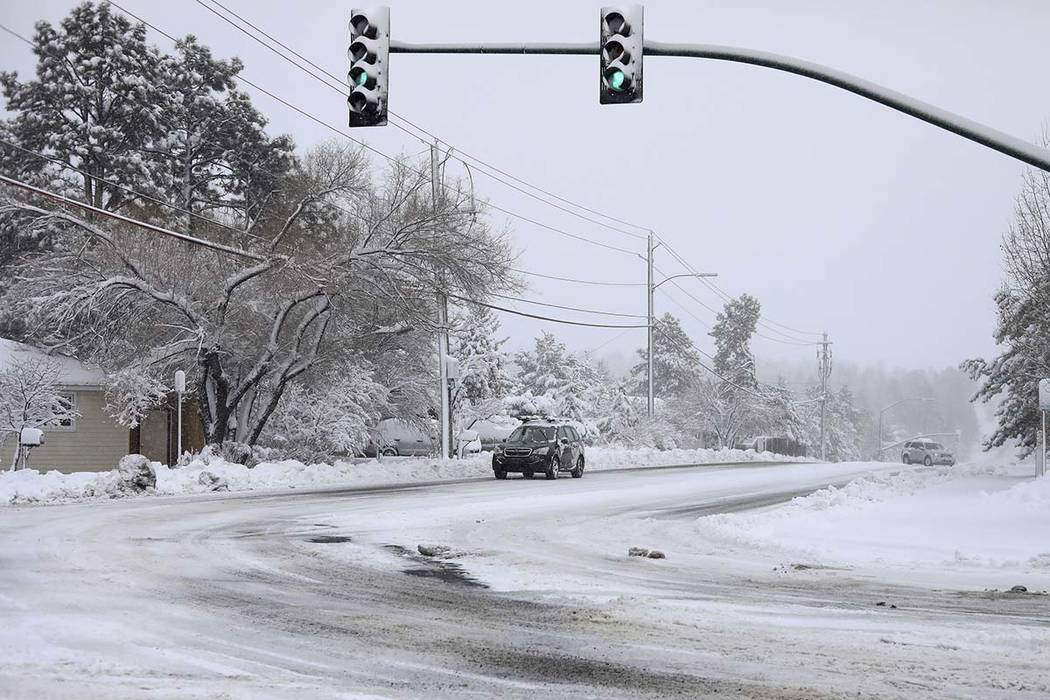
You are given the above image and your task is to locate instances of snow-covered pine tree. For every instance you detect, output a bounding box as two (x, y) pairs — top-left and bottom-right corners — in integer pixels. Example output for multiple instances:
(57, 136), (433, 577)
(629, 313), (701, 399)
(0, 2), (166, 211)
(450, 304), (510, 407)
(515, 331), (574, 397)
(711, 294), (761, 388)
(963, 152), (1050, 456)
(155, 37), (294, 232)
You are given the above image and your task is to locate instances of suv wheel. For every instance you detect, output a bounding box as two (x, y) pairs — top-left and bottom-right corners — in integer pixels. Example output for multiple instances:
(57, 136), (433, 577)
(571, 456), (584, 478)
(902, 454), (910, 465)
(546, 456), (560, 480)
(923, 456), (933, 467)
(381, 447), (397, 457)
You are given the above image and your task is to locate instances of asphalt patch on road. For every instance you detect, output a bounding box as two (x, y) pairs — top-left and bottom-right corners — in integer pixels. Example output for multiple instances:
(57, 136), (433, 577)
(384, 543), (488, 589)
(306, 535), (354, 544)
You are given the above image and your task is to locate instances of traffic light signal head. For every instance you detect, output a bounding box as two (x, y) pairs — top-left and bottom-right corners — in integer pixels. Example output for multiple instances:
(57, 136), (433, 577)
(600, 5), (643, 104)
(348, 7), (390, 127)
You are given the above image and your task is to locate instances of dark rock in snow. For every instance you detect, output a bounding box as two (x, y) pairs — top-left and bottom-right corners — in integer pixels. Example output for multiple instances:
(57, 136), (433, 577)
(417, 544), (452, 558)
(628, 547), (650, 557)
(1011, 585), (1028, 593)
(647, 550), (666, 559)
(117, 454), (156, 492)
(875, 601), (887, 607)
(197, 471), (228, 492)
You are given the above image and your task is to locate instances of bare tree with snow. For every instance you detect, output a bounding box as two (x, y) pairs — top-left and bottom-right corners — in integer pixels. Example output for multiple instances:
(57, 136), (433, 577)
(0, 355), (78, 470)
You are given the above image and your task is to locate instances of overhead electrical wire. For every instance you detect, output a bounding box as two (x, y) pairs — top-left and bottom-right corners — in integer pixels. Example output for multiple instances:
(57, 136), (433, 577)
(446, 294), (648, 329)
(489, 291), (647, 319)
(510, 267), (645, 287)
(0, 138), (254, 237)
(0, 173), (265, 260)
(0, 172), (646, 329)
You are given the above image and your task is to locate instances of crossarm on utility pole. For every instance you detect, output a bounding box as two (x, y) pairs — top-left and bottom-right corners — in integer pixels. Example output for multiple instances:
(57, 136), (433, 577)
(389, 40), (1050, 173)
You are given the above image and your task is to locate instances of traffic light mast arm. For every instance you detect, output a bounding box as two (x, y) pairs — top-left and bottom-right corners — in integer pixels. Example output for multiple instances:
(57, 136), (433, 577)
(389, 39), (1050, 172)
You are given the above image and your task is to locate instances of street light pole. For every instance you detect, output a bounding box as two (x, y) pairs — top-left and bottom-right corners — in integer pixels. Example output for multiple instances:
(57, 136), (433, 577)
(645, 253), (717, 418)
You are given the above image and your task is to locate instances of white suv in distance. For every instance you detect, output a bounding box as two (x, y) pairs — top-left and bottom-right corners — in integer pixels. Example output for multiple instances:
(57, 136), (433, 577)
(901, 440), (955, 466)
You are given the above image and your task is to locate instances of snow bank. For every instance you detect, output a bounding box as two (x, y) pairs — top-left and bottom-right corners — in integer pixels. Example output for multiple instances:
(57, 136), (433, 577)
(0, 445), (806, 506)
(695, 462), (1050, 586)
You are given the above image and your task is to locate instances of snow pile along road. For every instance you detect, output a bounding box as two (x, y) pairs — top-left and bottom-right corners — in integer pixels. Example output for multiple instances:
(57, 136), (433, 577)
(694, 462), (1050, 587)
(0, 445), (804, 505)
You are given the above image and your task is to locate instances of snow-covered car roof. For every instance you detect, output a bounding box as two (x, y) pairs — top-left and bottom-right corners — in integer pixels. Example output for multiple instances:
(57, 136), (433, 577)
(0, 337), (108, 388)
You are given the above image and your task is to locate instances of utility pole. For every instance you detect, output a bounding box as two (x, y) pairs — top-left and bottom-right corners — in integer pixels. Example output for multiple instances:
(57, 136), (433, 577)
(431, 140), (451, 461)
(646, 235), (717, 419)
(646, 231), (655, 418)
(817, 332), (833, 461)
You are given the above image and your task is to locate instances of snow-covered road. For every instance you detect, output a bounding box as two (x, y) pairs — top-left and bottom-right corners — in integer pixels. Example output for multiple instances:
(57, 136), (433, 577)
(2, 460), (1048, 699)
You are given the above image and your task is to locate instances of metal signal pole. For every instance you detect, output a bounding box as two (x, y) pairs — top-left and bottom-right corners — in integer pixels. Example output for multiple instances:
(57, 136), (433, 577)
(817, 332), (833, 461)
(431, 141), (451, 461)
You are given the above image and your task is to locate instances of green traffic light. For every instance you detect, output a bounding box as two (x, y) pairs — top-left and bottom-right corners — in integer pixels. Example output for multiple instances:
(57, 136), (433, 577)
(355, 71), (368, 87)
(608, 69), (627, 92)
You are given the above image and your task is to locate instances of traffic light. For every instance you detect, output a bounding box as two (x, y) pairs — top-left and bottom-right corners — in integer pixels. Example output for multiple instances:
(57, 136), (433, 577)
(348, 7), (390, 127)
(600, 5), (643, 104)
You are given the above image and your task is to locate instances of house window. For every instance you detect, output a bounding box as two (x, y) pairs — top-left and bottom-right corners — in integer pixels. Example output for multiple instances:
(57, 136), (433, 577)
(48, 392), (77, 432)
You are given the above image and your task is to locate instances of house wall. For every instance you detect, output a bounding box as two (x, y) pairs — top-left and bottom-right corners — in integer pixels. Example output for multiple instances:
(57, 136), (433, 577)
(0, 389), (129, 473)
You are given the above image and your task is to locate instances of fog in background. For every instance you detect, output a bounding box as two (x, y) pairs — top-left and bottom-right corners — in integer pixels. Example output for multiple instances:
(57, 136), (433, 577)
(3, 0), (1048, 383)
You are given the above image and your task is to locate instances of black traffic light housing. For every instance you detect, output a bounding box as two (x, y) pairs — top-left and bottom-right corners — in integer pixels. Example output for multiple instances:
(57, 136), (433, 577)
(600, 5), (643, 104)
(348, 7), (390, 127)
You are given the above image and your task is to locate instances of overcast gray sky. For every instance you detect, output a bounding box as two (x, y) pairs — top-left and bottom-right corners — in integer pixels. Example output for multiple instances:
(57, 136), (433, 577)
(3, 0), (1048, 375)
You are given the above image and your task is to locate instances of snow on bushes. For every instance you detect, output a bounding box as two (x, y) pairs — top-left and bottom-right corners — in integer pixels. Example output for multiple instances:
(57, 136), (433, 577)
(0, 445), (805, 505)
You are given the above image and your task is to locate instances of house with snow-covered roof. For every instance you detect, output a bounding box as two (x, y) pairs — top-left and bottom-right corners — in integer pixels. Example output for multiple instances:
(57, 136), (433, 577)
(0, 338), (202, 472)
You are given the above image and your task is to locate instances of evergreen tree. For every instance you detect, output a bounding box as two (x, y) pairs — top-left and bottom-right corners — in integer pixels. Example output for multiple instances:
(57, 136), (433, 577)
(0, 2), (166, 210)
(516, 331), (574, 396)
(711, 293), (761, 388)
(963, 156), (1050, 456)
(450, 304), (510, 417)
(630, 313), (701, 399)
(155, 37), (294, 232)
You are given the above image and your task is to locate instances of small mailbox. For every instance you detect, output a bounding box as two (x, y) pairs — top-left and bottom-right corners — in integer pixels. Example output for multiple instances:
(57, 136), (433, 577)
(19, 427), (44, 447)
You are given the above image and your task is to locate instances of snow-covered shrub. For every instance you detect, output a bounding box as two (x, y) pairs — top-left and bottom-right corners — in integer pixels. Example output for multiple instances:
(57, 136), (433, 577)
(258, 366), (388, 463)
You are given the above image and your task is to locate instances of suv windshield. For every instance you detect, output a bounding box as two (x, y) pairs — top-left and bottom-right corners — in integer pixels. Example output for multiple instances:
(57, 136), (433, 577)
(927, 442), (943, 450)
(508, 426), (556, 443)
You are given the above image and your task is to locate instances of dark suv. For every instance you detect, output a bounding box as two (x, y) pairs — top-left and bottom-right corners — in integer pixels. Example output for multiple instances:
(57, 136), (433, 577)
(492, 420), (585, 480)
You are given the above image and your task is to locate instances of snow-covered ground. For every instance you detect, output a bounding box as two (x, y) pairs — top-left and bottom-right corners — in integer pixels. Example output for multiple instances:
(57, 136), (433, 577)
(692, 460), (1050, 589)
(0, 444), (804, 505)
(2, 458), (1048, 698)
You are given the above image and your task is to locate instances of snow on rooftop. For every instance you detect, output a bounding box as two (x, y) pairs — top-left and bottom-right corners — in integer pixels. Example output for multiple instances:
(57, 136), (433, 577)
(0, 338), (108, 388)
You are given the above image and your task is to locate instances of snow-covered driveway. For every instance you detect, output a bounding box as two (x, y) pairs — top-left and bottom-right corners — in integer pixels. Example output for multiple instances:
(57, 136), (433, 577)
(2, 460), (1048, 699)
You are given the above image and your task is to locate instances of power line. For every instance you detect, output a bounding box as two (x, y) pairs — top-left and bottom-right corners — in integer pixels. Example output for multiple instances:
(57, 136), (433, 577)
(512, 267), (645, 287)
(654, 233), (824, 340)
(448, 294), (648, 329)
(2, 171), (645, 331)
(654, 262), (820, 347)
(0, 138), (253, 237)
(0, 173), (265, 260)
(490, 291), (647, 319)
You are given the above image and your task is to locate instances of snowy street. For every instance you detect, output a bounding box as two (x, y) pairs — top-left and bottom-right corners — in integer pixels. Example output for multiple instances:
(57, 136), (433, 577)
(3, 459), (1049, 699)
